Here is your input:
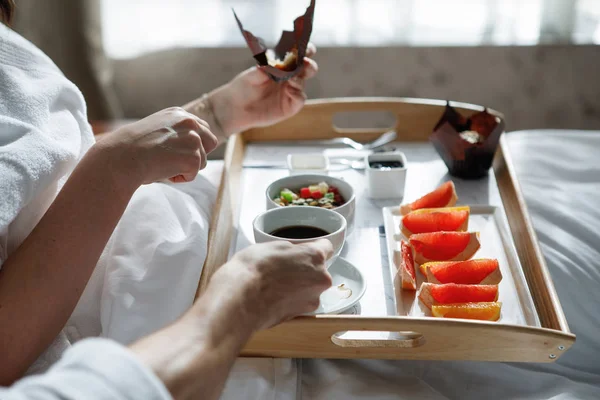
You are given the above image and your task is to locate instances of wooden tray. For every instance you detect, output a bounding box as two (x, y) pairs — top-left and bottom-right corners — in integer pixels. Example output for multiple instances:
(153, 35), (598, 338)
(194, 97), (575, 362)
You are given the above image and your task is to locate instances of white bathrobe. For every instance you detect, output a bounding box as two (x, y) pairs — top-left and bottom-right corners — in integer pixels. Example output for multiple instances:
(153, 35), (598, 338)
(1, 24), (216, 374)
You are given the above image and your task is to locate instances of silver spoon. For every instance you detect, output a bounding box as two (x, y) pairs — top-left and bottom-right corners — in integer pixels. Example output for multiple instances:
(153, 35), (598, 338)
(261, 130), (397, 151)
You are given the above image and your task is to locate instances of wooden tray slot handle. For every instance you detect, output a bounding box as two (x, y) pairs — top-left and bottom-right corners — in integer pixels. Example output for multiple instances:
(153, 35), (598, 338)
(331, 330), (426, 348)
(241, 98), (493, 143)
(241, 315), (575, 362)
(331, 110), (397, 135)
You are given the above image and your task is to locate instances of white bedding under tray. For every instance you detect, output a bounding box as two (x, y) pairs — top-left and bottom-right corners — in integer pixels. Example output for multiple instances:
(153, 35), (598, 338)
(219, 131), (600, 400)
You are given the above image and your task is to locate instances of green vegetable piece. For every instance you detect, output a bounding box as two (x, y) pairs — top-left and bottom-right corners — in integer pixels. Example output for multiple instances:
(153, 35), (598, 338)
(281, 192), (294, 202)
(325, 192), (334, 199)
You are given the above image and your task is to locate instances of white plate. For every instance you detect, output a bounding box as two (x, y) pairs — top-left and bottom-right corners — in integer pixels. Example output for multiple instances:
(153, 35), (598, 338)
(307, 257), (367, 315)
(382, 205), (539, 327)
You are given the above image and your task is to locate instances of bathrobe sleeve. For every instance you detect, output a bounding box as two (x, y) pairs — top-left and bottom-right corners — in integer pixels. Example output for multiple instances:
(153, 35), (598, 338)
(0, 338), (172, 400)
(0, 27), (95, 266)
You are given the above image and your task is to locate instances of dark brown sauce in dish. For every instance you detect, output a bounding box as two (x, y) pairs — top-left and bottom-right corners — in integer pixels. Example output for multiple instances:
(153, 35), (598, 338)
(369, 160), (404, 169)
(270, 225), (329, 239)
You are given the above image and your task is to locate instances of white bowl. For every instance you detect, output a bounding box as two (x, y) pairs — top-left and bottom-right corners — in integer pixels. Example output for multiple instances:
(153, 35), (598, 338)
(252, 206), (347, 268)
(265, 174), (356, 234)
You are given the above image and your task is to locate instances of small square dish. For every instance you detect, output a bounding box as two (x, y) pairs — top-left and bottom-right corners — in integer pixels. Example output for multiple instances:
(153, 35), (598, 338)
(287, 153), (330, 175)
(366, 151), (408, 199)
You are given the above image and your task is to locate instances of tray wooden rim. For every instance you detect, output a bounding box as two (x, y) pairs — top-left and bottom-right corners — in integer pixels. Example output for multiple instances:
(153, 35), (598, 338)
(195, 97), (575, 362)
(239, 315), (573, 362)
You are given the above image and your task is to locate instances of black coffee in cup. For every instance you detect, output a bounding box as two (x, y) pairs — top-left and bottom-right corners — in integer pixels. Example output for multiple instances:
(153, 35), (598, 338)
(270, 225), (329, 239)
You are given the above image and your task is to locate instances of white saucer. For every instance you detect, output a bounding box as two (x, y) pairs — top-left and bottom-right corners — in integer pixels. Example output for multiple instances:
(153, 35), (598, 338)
(307, 257), (367, 315)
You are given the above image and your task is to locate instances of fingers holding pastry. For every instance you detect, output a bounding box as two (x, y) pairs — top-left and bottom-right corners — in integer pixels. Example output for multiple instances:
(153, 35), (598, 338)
(286, 75), (305, 92)
(283, 85), (307, 115)
(284, 82), (307, 99)
(298, 57), (318, 81)
(305, 43), (317, 58)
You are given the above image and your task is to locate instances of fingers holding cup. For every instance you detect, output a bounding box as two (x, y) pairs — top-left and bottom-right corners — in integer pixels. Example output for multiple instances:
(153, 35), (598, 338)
(299, 239), (334, 270)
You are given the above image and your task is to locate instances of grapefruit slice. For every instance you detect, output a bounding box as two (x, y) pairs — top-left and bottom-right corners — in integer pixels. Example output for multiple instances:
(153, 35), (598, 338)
(397, 240), (416, 290)
(400, 181), (458, 215)
(425, 259), (502, 285)
(419, 261), (442, 277)
(409, 231), (480, 264)
(418, 283), (499, 309)
(432, 302), (502, 321)
(401, 206), (470, 237)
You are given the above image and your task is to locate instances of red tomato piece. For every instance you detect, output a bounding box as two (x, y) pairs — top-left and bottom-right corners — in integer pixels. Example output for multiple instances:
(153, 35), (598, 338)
(300, 187), (311, 199)
(311, 191), (323, 199)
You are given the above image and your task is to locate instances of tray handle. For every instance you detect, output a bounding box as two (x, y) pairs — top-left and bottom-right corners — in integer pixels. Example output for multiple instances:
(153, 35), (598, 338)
(331, 330), (426, 348)
(242, 97), (502, 143)
(242, 315), (575, 362)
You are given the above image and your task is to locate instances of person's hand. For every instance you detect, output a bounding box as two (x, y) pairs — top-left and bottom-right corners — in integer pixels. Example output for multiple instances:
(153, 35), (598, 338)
(129, 239), (331, 400)
(208, 240), (333, 331)
(207, 43), (319, 136)
(98, 107), (218, 186)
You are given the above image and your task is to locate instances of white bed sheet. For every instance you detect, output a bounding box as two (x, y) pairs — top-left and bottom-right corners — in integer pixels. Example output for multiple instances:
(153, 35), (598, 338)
(220, 131), (600, 400)
(67, 161), (224, 344)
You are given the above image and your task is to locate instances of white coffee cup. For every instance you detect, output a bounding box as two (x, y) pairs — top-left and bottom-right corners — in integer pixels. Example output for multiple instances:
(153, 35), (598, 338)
(252, 206), (346, 269)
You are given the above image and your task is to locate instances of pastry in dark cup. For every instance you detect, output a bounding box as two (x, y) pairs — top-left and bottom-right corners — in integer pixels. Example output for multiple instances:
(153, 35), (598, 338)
(233, 0), (315, 82)
(430, 102), (505, 179)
